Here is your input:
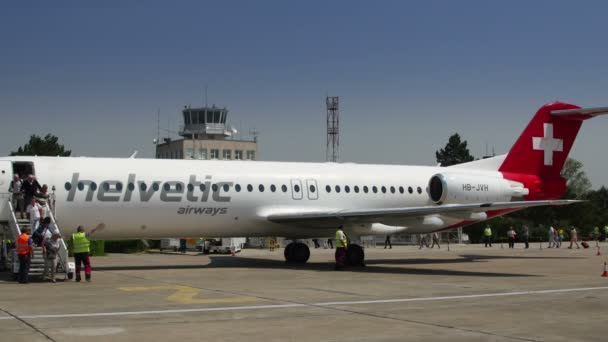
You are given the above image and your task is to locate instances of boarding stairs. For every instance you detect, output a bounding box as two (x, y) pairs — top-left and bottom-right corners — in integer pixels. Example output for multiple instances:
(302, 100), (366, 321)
(1, 194), (72, 280)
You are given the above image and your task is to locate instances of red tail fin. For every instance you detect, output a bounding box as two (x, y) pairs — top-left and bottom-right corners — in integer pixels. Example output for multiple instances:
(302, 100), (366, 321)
(499, 102), (583, 200)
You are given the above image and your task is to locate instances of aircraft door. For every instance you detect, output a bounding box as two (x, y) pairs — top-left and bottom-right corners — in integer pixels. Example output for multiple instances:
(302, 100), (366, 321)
(0, 161), (13, 218)
(306, 179), (318, 200)
(290, 179), (303, 200)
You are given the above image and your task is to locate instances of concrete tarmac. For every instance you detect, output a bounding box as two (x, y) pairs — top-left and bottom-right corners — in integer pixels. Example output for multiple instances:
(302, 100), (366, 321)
(1, 243), (608, 341)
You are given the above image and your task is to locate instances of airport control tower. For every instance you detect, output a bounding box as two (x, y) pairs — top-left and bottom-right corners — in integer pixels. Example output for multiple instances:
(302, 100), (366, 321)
(155, 105), (258, 160)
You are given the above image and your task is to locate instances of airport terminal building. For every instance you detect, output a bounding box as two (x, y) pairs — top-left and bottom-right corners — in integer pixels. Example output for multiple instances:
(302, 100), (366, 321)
(155, 106), (257, 161)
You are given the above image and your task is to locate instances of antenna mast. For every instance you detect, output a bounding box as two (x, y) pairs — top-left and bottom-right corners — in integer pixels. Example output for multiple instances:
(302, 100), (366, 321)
(326, 96), (340, 162)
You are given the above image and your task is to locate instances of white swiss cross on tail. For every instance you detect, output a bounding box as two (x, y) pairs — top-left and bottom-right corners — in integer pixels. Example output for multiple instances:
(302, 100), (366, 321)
(532, 123), (563, 166)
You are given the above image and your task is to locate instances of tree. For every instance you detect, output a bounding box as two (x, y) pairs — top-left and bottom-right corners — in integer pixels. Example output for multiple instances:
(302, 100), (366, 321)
(10, 134), (71, 157)
(561, 158), (591, 199)
(435, 133), (475, 166)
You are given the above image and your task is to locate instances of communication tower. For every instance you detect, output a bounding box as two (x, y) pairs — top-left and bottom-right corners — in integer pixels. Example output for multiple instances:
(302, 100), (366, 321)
(326, 96), (339, 162)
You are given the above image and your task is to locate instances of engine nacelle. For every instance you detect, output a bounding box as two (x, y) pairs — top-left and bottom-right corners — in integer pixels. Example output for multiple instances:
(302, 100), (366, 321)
(428, 173), (529, 205)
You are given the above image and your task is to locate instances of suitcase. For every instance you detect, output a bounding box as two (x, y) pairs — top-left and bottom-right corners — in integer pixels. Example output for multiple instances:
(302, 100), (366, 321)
(581, 241), (589, 249)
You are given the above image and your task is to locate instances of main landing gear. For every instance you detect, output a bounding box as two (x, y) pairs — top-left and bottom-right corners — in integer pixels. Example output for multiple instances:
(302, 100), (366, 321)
(284, 242), (310, 264)
(345, 244), (365, 267)
(283, 241), (365, 266)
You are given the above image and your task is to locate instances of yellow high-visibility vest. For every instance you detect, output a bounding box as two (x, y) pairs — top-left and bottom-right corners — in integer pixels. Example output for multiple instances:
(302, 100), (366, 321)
(72, 232), (90, 254)
(335, 229), (347, 248)
(484, 227), (492, 237)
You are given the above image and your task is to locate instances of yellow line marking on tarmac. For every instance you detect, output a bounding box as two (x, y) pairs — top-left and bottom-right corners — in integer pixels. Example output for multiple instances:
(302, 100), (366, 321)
(118, 285), (258, 304)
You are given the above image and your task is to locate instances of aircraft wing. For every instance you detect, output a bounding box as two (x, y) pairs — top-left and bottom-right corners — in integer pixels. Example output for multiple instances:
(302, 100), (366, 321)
(266, 200), (581, 228)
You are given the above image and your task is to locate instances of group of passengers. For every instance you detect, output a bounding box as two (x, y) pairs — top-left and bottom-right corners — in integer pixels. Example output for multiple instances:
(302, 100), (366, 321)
(8, 174), (61, 283)
(9, 174), (50, 224)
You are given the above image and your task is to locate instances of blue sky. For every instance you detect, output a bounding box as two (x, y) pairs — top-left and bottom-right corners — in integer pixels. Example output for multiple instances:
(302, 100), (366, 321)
(1, 1), (608, 187)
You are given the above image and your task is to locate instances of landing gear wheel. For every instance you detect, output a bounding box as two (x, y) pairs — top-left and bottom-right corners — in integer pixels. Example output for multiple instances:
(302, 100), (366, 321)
(346, 244), (365, 266)
(284, 242), (310, 264)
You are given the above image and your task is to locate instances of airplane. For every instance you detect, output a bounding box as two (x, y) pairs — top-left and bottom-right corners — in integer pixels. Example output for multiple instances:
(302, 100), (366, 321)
(1, 101), (607, 266)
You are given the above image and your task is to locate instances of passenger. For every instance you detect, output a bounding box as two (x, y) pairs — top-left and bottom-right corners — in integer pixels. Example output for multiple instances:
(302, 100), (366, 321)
(312, 239), (320, 249)
(384, 235), (392, 249)
(568, 227), (580, 249)
(8, 174), (25, 219)
(483, 226), (493, 247)
(507, 226), (517, 248)
(327, 238), (333, 249)
(16, 227), (33, 284)
(418, 234), (425, 249)
(554, 227), (561, 248)
(21, 174), (41, 206)
(430, 232), (440, 249)
(548, 226), (556, 248)
(521, 225), (530, 249)
(26, 197), (43, 232)
(35, 184), (49, 205)
(559, 228), (565, 245)
(33, 217), (53, 247)
(71, 224), (102, 282)
(334, 225), (347, 270)
(42, 232), (61, 283)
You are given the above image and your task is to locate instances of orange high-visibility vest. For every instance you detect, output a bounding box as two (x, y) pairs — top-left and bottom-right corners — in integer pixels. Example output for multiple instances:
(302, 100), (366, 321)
(17, 234), (31, 255)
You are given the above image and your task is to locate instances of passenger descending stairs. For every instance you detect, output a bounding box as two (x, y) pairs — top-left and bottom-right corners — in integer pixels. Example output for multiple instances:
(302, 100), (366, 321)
(3, 200), (72, 280)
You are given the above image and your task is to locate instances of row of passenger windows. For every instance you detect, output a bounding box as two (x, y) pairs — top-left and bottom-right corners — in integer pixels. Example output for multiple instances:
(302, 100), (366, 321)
(65, 181), (424, 195)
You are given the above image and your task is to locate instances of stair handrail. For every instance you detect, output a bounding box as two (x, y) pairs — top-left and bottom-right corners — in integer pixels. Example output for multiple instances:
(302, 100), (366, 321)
(5, 196), (22, 239)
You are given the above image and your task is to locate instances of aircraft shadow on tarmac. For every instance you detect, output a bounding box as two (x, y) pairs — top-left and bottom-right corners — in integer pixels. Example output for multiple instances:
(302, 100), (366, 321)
(89, 255), (540, 278)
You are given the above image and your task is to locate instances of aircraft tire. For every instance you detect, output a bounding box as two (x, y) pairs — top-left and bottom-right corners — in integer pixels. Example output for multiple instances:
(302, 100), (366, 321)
(284, 242), (310, 264)
(346, 244), (365, 266)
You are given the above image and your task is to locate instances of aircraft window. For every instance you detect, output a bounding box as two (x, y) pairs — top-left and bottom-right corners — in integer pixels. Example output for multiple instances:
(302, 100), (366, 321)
(235, 184), (241, 192)
(64, 182), (71, 191)
(363, 186), (369, 193)
(103, 182), (110, 191)
(408, 186), (413, 194)
(294, 184), (300, 192)
(163, 183), (171, 191)
(399, 186), (404, 194)
(212, 184), (219, 192)
(140, 183), (147, 191)
(270, 184), (276, 192)
(354, 185), (360, 193)
(335, 185), (341, 193)
(310, 185), (316, 193)
(90, 182), (97, 191)
(77, 182), (84, 191)
(200, 184), (206, 192)
(247, 184), (253, 192)
(390, 186), (395, 194)
(417, 186), (422, 194)
(259, 184), (265, 192)
(128, 183), (135, 191)
(223, 184), (229, 192)
(281, 184), (288, 192)
(345, 185), (350, 193)
(116, 182), (123, 191)
(187, 184), (194, 192)
(381, 186), (387, 194)
(152, 183), (159, 191)
(326, 185), (331, 193)
(372, 186), (378, 193)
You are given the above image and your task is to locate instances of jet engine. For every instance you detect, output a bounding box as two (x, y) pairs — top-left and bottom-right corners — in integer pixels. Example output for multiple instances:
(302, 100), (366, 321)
(428, 173), (529, 205)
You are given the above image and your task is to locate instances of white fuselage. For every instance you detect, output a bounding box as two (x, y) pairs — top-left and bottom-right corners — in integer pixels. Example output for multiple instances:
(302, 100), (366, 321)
(0, 156), (506, 239)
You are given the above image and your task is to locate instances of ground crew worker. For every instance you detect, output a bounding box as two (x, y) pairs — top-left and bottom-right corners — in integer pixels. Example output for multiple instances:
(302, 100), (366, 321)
(334, 225), (348, 270)
(71, 224), (102, 282)
(483, 226), (493, 247)
(16, 228), (33, 284)
(603, 226), (608, 242)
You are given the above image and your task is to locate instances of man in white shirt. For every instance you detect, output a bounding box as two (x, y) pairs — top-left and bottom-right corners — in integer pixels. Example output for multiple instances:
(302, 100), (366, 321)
(26, 198), (43, 232)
